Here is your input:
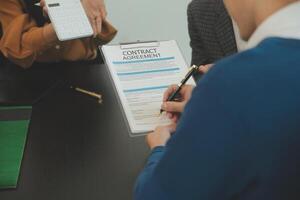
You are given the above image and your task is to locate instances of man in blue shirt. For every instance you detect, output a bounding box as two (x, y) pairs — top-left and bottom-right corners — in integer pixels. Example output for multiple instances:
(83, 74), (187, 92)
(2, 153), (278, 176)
(134, 0), (300, 199)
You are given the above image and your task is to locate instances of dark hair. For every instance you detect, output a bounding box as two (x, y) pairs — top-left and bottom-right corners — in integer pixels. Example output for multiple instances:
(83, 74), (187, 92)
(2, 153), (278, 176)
(22, 0), (47, 27)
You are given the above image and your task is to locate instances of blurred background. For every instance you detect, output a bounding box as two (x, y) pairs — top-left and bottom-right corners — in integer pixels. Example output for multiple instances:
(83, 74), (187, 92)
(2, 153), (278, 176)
(106, 0), (192, 64)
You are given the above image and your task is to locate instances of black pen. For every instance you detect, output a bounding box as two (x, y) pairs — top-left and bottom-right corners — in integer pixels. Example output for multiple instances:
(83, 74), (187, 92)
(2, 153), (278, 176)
(160, 65), (199, 114)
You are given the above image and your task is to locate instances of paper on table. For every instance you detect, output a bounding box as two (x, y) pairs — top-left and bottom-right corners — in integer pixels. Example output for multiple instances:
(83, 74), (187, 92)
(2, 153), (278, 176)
(102, 40), (195, 136)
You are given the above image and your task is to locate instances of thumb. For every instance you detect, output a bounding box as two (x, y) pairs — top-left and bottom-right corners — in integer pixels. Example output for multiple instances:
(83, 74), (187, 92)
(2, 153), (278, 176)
(198, 65), (208, 74)
(100, 7), (107, 18)
(162, 101), (184, 113)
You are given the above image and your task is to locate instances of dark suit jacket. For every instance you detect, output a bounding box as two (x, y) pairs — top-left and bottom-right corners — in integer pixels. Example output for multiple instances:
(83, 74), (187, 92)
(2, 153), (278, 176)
(134, 37), (300, 200)
(187, 0), (237, 66)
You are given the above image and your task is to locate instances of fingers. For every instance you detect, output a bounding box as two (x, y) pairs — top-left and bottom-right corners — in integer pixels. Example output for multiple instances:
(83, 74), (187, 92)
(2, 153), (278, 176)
(95, 15), (102, 34)
(146, 123), (177, 149)
(81, 0), (107, 37)
(152, 123), (177, 136)
(181, 85), (194, 99)
(40, 0), (45, 7)
(163, 85), (178, 102)
(168, 113), (180, 123)
(43, 7), (49, 18)
(167, 123), (177, 133)
(163, 85), (194, 102)
(88, 13), (104, 37)
(146, 126), (169, 149)
(166, 112), (176, 122)
(162, 101), (185, 113)
(81, 1), (97, 37)
(89, 15), (98, 37)
(162, 84), (194, 116)
(100, 6), (107, 19)
(198, 64), (213, 74)
(40, 0), (49, 17)
(198, 65), (209, 74)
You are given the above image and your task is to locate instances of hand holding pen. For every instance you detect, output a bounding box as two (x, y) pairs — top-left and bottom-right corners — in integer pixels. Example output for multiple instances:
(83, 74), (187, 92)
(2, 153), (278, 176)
(160, 65), (199, 122)
(161, 84), (195, 123)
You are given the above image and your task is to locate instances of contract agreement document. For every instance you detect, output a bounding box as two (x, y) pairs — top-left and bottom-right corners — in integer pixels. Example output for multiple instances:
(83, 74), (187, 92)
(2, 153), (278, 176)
(101, 40), (195, 136)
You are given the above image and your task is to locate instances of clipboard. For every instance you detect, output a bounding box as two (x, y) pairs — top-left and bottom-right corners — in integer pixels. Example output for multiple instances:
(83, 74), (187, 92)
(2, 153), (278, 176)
(119, 41), (160, 50)
(100, 40), (194, 137)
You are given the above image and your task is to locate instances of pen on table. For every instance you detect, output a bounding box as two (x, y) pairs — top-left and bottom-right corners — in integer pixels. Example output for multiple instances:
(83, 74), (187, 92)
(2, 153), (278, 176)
(160, 65), (199, 114)
(70, 86), (103, 104)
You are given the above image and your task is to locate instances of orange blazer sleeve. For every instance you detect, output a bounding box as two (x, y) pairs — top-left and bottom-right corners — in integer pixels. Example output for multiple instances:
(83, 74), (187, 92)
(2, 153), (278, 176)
(0, 0), (59, 68)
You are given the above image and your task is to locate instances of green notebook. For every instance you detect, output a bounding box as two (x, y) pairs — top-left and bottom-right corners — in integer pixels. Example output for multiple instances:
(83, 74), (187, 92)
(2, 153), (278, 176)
(0, 106), (32, 189)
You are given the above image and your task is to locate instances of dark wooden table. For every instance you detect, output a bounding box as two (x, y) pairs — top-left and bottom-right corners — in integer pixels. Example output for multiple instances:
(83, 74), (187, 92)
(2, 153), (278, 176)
(0, 60), (149, 200)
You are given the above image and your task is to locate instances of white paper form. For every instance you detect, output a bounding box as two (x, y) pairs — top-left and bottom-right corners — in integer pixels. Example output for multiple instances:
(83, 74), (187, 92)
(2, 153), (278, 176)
(101, 40), (195, 136)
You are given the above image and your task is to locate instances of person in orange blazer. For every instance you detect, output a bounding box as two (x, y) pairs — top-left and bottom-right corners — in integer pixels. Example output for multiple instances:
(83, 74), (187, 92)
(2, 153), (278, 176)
(0, 0), (117, 68)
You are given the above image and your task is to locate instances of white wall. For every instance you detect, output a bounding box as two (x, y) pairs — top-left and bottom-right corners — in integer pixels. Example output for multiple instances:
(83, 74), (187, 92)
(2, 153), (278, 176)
(105, 0), (192, 65)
